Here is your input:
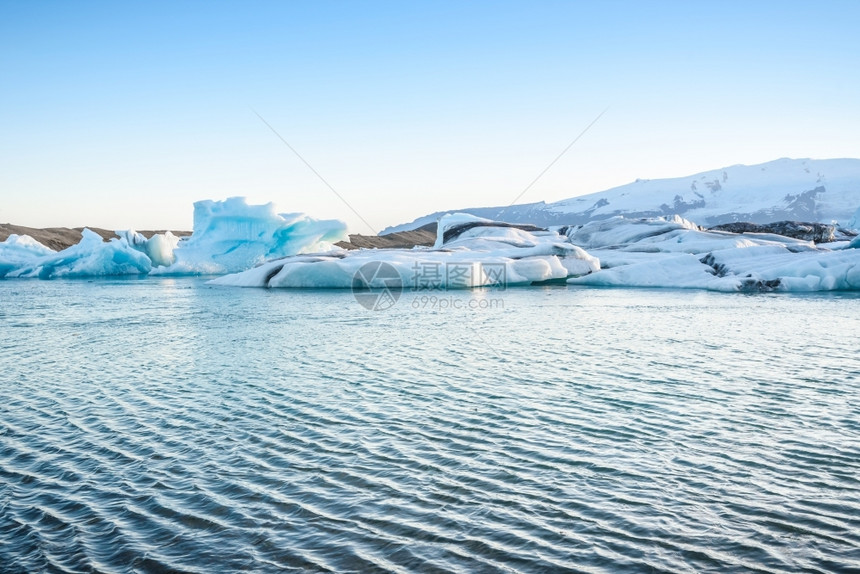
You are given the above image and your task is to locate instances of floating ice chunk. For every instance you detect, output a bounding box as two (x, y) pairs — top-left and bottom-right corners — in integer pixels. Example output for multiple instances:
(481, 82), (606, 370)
(7, 229), (152, 279)
(435, 212), (554, 249)
(116, 230), (181, 267)
(0, 234), (54, 257)
(211, 213), (600, 289)
(568, 252), (744, 291)
(0, 234), (56, 277)
(155, 197), (348, 275)
(566, 215), (860, 292)
(211, 249), (591, 290)
(707, 246), (860, 291)
(145, 232), (180, 267)
(0, 197), (346, 278)
(848, 206), (860, 230)
(563, 215), (811, 253)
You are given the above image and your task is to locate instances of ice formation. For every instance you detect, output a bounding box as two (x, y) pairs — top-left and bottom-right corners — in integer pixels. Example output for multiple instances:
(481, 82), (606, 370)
(3, 229), (153, 279)
(849, 205), (860, 230)
(210, 213), (601, 289)
(0, 234), (58, 277)
(563, 216), (860, 292)
(153, 198), (347, 274)
(0, 197), (348, 278)
(3, 199), (858, 292)
(117, 230), (181, 268)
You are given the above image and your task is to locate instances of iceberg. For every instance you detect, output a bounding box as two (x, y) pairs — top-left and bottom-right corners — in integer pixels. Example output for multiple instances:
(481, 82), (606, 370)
(116, 230), (181, 268)
(0, 234), (57, 277)
(0, 197), (348, 278)
(210, 213), (601, 289)
(564, 216), (860, 292)
(3, 229), (153, 279)
(153, 198), (347, 275)
(3, 200), (857, 292)
(849, 205), (860, 231)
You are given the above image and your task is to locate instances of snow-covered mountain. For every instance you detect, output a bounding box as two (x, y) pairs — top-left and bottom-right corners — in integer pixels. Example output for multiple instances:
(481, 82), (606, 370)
(382, 158), (860, 234)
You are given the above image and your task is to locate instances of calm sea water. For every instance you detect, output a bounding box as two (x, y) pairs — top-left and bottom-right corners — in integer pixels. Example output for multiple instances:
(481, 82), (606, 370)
(1, 278), (859, 573)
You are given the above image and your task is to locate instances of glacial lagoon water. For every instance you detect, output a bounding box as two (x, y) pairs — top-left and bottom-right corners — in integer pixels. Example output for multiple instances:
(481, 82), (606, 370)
(1, 277), (859, 573)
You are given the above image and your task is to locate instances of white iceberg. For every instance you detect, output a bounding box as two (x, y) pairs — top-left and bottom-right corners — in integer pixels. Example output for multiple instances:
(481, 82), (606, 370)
(116, 230), (182, 268)
(564, 216), (860, 292)
(210, 213), (601, 289)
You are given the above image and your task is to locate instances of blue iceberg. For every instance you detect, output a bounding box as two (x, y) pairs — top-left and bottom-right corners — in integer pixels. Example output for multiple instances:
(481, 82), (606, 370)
(0, 197), (348, 278)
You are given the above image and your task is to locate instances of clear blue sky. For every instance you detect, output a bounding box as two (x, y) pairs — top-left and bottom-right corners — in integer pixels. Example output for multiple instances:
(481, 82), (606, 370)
(2, 0), (859, 232)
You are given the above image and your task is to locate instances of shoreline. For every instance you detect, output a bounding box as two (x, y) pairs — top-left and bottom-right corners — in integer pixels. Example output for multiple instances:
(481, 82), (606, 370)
(3, 218), (853, 255)
(0, 222), (439, 252)
(0, 224), (192, 252)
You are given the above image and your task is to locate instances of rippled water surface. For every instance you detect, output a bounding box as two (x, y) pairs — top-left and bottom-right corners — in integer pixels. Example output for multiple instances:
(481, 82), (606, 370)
(2, 278), (859, 573)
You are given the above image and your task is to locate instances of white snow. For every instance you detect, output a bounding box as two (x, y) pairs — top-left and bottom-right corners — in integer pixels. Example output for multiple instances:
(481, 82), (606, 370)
(550, 158), (860, 225)
(383, 158), (860, 233)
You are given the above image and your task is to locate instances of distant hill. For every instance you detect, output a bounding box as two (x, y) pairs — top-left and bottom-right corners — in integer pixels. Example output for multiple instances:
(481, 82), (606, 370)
(336, 223), (436, 250)
(382, 158), (860, 234)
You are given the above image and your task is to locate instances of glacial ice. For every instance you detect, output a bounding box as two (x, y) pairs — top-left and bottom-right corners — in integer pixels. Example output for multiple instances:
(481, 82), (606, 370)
(4, 229), (153, 279)
(3, 200), (858, 292)
(564, 216), (860, 292)
(212, 212), (860, 292)
(153, 198), (347, 275)
(0, 197), (348, 278)
(0, 234), (58, 277)
(849, 205), (860, 231)
(117, 230), (181, 268)
(210, 213), (601, 289)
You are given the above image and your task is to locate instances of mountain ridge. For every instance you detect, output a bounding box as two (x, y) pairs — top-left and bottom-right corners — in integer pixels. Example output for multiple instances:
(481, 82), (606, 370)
(382, 158), (860, 234)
